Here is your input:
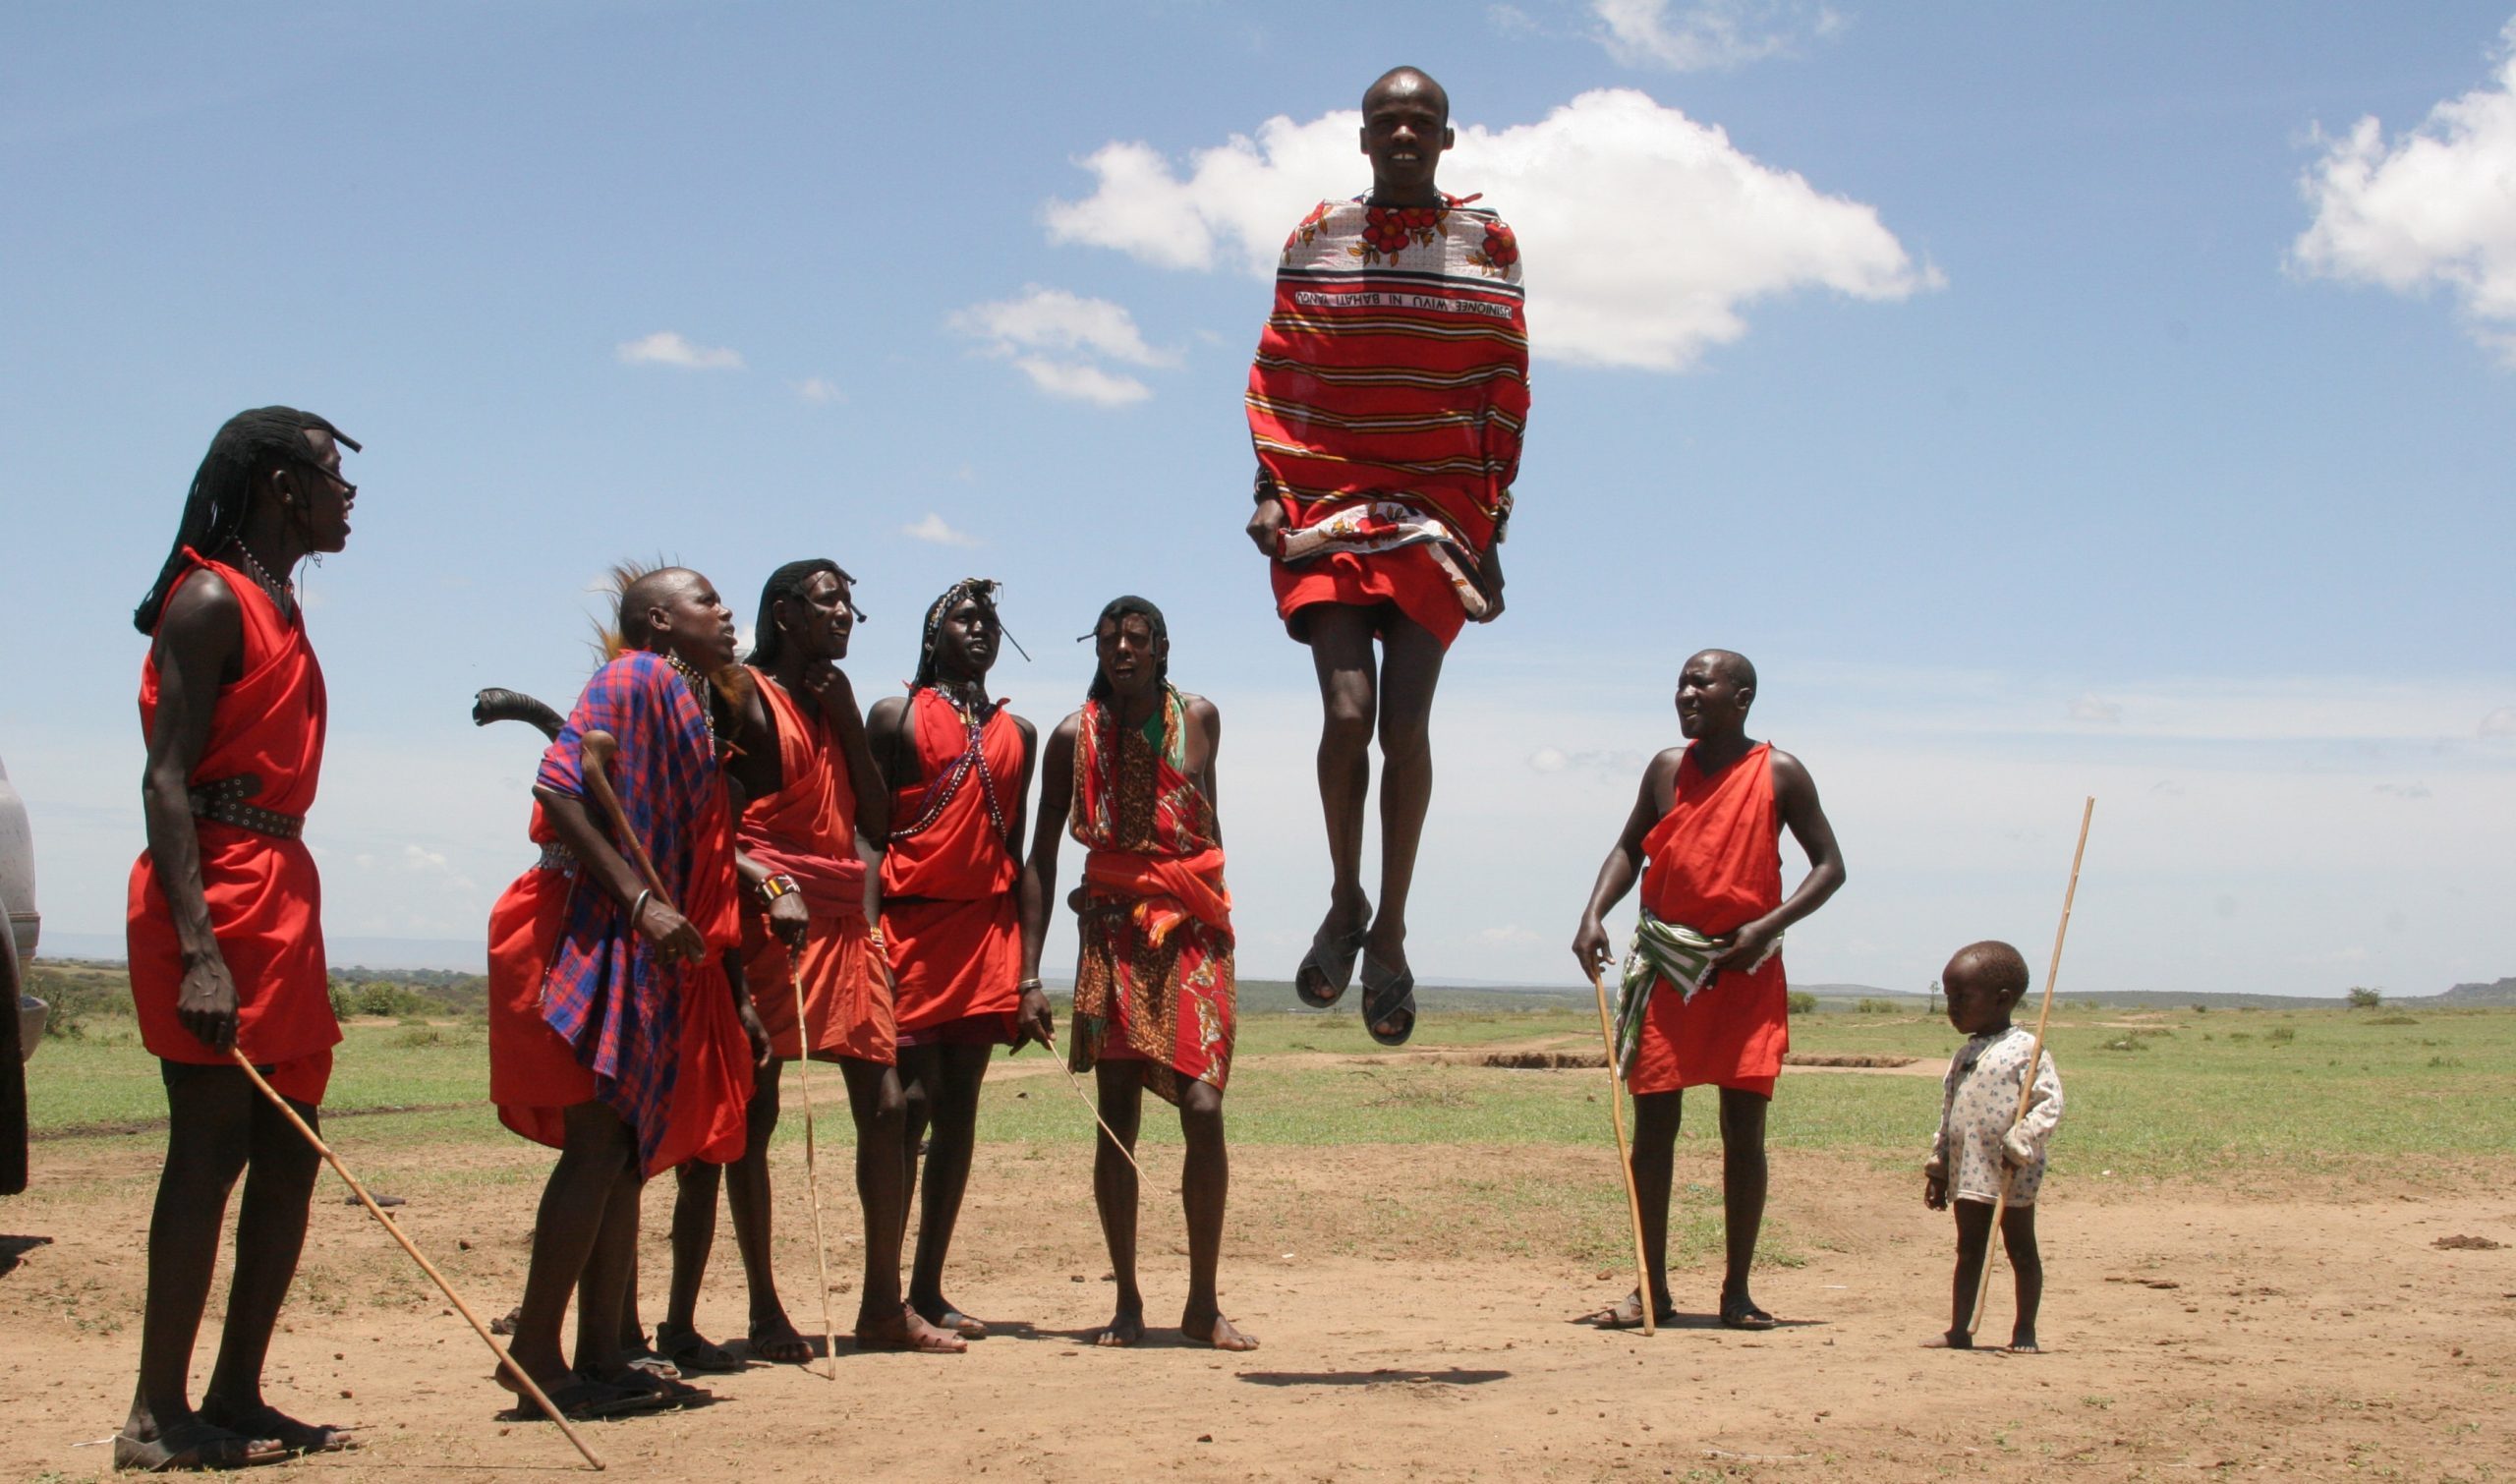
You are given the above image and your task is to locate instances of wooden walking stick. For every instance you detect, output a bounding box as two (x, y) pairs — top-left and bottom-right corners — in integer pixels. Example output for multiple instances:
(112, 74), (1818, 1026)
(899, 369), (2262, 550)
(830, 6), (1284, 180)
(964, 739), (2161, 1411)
(784, 950), (843, 1379)
(1967, 796), (2095, 1339)
(226, 1051), (605, 1470)
(1586, 965), (1657, 1337)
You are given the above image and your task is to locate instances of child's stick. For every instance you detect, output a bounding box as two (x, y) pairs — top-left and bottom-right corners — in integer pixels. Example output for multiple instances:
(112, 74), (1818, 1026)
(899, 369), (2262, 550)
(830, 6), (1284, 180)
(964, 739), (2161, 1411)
(786, 951), (842, 1379)
(226, 1051), (605, 1470)
(1586, 966), (1656, 1337)
(1968, 796), (2094, 1339)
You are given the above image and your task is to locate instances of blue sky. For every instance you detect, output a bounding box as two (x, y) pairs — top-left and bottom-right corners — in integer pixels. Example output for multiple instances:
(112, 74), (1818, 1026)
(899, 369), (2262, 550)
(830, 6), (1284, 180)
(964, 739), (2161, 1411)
(4, 1), (2510, 998)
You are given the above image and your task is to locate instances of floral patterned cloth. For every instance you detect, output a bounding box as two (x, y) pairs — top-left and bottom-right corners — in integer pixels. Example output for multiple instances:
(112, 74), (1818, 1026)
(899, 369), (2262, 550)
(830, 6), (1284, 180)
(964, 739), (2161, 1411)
(1065, 687), (1234, 1104)
(1927, 1025), (2065, 1206)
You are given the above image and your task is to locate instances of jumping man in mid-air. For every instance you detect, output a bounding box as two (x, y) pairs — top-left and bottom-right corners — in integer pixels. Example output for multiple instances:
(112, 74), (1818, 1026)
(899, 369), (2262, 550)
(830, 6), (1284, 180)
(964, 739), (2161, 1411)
(1247, 66), (1528, 1046)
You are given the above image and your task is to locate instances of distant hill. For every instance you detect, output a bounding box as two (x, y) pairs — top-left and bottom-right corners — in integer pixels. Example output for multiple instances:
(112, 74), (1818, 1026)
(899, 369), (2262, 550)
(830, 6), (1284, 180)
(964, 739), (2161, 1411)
(2430, 978), (2516, 1007)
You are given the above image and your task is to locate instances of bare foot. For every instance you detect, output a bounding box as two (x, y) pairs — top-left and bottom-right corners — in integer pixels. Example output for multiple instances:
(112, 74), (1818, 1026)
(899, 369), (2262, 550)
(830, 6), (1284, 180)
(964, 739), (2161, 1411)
(1921, 1331), (1976, 1350)
(855, 1304), (967, 1353)
(2005, 1334), (2042, 1354)
(1184, 1308), (1258, 1351)
(1097, 1302), (1147, 1348)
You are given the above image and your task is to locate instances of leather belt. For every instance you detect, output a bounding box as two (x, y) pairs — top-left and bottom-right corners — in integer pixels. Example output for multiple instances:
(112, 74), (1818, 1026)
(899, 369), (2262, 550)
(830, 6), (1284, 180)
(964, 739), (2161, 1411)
(188, 774), (305, 841)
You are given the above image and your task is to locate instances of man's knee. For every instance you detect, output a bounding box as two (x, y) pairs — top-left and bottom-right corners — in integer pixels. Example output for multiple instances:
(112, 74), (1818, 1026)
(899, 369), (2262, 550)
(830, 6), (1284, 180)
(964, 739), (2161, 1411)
(1177, 1082), (1225, 1136)
(1716, 1089), (1769, 1144)
(1321, 695), (1374, 753)
(858, 1071), (908, 1135)
(1375, 708), (1430, 761)
(1630, 1091), (1683, 1150)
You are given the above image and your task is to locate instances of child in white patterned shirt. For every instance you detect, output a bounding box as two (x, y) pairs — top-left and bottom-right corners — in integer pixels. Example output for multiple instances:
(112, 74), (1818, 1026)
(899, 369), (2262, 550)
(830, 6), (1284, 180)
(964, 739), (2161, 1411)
(1923, 941), (2063, 1352)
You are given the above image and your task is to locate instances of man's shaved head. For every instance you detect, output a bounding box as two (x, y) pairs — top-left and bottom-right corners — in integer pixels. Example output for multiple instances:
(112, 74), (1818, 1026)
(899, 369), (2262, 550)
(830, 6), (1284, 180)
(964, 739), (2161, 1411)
(1691, 649), (1758, 692)
(1947, 941), (2030, 1001)
(618, 566), (699, 645)
(1365, 66), (1449, 123)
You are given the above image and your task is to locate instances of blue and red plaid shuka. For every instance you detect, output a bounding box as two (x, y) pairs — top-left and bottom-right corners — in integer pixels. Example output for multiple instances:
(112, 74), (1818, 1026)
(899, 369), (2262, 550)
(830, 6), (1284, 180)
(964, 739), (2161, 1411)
(535, 652), (718, 1172)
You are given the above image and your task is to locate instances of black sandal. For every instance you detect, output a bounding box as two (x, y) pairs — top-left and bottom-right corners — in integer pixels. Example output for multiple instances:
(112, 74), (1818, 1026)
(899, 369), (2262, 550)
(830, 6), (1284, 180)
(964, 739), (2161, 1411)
(1359, 952), (1416, 1047)
(1294, 916), (1369, 1008)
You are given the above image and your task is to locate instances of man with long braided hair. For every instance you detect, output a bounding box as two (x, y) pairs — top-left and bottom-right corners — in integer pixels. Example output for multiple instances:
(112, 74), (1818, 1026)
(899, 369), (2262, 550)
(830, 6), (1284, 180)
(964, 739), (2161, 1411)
(658, 560), (964, 1360)
(1018, 597), (1255, 1350)
(120, 407), (360, 1469)
(866, 579), (1045, 1339)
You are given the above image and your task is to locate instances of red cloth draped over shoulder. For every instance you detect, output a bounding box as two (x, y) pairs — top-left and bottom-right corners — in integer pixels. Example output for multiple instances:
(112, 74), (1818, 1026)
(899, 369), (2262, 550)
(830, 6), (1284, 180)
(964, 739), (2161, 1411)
(1249, 196), (1527, 650)
(518, 653), (751, 1175)
(738, 673), (890, 1063)
(880, 688), (1021, 1042)
(1630, 742), (1788, 1099)
(1068, 688), (1235, 1104)
(127, 549), (337, 1105)
(486, 804), (592, 1148)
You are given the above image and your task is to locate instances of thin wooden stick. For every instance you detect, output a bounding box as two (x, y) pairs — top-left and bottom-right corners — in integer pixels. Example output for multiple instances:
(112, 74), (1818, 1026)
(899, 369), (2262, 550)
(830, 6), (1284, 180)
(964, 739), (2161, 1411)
(226, 1051), (604, 1470)
(576, 731), (670, 905)
(1968, 796), (2094, 1339)
(785, 952), (842, 1379)
(1044, 1032), (1147, 1177)
(1586, 966), (1657, 1338)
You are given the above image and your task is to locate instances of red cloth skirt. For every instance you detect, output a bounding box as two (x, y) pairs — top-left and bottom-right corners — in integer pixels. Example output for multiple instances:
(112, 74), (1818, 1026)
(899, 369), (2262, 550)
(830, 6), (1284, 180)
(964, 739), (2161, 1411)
(1626, 954), (1788, 1099)
(744, 912), (894, 1064)
(1272, 546), (1467, 649)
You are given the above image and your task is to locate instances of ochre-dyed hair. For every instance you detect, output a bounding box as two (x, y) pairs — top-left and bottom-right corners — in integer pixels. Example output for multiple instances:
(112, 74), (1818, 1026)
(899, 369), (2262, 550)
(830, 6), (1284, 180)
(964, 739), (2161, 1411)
(913, 578), (1023, 688)
(133, 406), (360, 633)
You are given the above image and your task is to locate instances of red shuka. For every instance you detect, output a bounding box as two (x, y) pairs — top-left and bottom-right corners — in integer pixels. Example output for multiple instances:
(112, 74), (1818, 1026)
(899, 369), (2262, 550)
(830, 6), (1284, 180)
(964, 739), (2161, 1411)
(880, 689), (1022, 1042)
(739, 674), (892, 1064)
(1628, 742), (1789, 1099)
(486, 804), (590, 1149)
(486, 804), (755, 1170)
(127, 551), (337, 1104)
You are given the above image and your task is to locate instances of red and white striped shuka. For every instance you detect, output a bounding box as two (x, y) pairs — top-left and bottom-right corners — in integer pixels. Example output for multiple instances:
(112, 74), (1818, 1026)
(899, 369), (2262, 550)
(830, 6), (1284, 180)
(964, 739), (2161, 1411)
(1247, 194), (1528, 637)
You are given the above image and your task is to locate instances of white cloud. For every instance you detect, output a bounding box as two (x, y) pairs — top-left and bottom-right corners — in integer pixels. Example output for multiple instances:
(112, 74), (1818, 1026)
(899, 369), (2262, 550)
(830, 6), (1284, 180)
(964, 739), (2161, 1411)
(948, 286), (1171, 406)
(2069, 694), (2125, 724)
(615, 330), (745, 371)
(949, 286), (1176, 367)
(1591, 0), (1841, 72)
(2479, 707), (2516, 738)
(1044, 88), (1938, 371)
(793, 377), (845, 404)
(901, 512), (981, 548)
(1008, 357), (1152, 406)
(2293, 23), (2516, 362)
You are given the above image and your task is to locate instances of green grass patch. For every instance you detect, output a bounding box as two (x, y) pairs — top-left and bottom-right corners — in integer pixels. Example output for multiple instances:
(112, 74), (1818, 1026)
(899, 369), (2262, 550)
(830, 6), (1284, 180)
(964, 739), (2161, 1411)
(24, 1005), (2516, 1188)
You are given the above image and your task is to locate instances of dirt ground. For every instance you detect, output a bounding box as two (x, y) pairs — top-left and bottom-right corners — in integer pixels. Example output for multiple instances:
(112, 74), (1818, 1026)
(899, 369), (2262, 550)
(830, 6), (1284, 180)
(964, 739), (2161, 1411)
(4, 1098), (2510, 1482)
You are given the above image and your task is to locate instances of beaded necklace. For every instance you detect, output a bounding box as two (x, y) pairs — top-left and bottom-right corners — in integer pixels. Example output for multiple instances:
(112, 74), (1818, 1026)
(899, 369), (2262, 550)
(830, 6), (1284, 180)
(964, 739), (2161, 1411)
(663, 652), (717, 756)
